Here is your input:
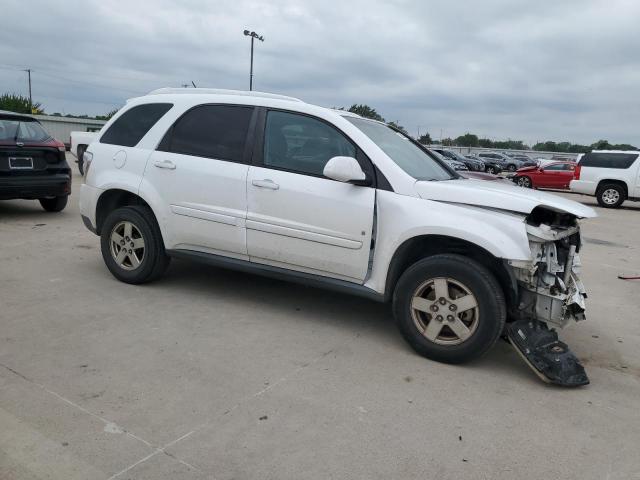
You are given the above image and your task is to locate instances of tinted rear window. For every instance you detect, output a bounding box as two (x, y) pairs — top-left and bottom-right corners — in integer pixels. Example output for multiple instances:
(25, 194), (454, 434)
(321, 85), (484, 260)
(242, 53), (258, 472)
(580, 152), (638, 169)
(0, 118), (51, 142)
(161, 105), (253, 162)
(101, 103), (173, 147)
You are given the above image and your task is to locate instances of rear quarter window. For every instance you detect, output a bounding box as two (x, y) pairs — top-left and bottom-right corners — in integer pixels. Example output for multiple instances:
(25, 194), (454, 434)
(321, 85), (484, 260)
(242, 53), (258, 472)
(580, 152), (638, 169)
(100, 103), (173, 147)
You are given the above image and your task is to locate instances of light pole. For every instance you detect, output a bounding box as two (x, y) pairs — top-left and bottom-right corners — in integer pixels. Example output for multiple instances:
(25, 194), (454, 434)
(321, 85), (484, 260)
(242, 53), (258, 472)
(243, 29), (264, 91)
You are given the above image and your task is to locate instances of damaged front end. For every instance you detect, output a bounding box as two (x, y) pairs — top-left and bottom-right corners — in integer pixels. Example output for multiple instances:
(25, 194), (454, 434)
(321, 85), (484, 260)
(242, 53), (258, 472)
(507, 207), (590, 386)
(510, 207), (587, 328)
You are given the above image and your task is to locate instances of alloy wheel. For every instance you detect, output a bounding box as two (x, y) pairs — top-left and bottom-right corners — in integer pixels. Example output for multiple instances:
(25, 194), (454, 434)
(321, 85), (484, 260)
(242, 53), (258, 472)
(110, 221), (145, 270)
(602, 188), (620, 205)
(517, 176), (531, 188)
(410, 277), (480, 345)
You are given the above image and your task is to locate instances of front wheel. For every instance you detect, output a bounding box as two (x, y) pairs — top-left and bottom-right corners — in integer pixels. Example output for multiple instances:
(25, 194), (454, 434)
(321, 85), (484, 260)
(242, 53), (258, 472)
(596, 183), (625, 208)
(100, 206), (170, 284)
(393, 254), (506, 364)
(39, 195), (68, 212)
(507, 164), (517, 172)
(516, 176), (532, 188)
(486, 166), (496, 174)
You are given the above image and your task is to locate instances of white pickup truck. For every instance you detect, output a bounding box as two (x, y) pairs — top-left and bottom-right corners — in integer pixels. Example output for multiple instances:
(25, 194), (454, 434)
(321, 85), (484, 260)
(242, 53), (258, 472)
(70, 131), (99, 174)
(570, 150), (640, 208)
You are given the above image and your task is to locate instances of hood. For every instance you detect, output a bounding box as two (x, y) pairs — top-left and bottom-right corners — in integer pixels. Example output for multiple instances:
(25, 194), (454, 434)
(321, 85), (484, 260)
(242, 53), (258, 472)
(414, 178), (597, 218)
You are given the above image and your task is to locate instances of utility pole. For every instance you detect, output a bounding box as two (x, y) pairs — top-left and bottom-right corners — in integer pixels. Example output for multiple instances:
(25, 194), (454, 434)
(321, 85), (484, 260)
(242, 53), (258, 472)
(243, 30), (264, 91)
(25, 69), (32, 112)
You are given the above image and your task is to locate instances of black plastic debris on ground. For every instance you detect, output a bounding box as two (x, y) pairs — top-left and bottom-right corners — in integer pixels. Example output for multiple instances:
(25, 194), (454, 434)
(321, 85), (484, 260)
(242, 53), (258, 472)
(507, 319), (589, 387)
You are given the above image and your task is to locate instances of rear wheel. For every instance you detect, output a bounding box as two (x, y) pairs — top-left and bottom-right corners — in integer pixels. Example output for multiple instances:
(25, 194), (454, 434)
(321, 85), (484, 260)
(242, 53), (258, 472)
(596, 183), (625, 208)
(392, 254), (506, 364)
(507, 164), (517, 172)
(486, 166), (497, 174)
(39, 195), (68, 212)
(516, 176), (532, 188)
(100, 206), (170, 284)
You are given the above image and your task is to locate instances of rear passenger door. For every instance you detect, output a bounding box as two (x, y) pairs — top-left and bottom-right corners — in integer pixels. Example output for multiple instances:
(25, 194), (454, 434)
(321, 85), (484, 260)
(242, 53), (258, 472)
(144, 104), (256, 257)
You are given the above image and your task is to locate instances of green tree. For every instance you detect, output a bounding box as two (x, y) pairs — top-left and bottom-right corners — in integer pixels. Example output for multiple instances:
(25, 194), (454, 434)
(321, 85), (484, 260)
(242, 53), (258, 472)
(347, 104), (385, 122)
(418, 132), (433, 145)
(0, 93), (44, 114)
(590, 139), (612, 150)
(387, 121), (408, 134)
(454, 133), (479, 147)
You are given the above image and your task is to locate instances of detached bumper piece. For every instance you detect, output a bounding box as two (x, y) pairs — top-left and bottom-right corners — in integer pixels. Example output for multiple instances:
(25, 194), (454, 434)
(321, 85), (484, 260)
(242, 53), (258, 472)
(507, 319), (589, 387)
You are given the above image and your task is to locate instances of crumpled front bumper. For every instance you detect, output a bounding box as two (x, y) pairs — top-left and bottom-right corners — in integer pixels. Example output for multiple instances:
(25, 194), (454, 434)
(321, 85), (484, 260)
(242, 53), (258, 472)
(508, 222), (587, 328)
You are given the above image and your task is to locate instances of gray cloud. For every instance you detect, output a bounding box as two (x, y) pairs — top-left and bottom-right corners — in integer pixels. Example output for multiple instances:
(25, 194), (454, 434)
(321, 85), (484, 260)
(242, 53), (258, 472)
(1, 0), (638, 145)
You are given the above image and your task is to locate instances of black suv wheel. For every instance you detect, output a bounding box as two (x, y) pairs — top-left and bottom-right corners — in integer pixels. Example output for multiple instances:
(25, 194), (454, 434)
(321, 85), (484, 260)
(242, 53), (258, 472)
(39, 196), (68, 212)
(393, 254), (506, 364)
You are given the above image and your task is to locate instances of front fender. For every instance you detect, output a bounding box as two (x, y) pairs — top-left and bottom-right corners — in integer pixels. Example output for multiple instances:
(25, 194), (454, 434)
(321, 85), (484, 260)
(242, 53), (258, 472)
(364, 191), (531, 294)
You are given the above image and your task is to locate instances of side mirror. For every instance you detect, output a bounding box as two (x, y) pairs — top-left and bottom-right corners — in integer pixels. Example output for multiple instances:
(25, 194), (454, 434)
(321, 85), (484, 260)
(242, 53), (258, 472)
(323, 156), (367, 184)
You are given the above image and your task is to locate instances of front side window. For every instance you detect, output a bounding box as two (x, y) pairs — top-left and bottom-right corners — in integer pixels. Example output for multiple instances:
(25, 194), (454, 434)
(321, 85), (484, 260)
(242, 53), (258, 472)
(346, 117), (452, 181)
(101, 103), (173, 147)
(580, 152), (638, 169)
(544, 163), (574, 171)
(264, 110), (356, 176)
(163, 105), (253, 162)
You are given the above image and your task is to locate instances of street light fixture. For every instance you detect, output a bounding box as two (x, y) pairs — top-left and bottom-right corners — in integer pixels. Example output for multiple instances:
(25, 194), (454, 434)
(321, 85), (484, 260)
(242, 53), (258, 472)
(243, 29), (264, 91)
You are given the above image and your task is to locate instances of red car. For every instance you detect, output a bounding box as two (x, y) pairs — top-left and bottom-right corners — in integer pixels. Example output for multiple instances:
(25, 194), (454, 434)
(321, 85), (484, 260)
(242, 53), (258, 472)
(512, 162), (576, 190)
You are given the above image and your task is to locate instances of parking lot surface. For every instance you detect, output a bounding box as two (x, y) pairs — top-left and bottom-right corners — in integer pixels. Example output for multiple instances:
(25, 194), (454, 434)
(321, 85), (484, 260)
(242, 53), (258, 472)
(1, 164), (639, 479)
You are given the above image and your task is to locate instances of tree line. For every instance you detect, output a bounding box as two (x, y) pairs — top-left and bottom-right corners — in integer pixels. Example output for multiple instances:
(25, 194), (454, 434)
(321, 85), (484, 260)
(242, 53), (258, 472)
(2, 94), (636, 152)
(0, 93), (118, 120)
(343, 104), (637, 152)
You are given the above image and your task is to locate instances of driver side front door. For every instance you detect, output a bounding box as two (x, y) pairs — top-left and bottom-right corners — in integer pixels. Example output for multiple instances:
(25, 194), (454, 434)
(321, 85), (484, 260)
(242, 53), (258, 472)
(246, 109), (375, 283)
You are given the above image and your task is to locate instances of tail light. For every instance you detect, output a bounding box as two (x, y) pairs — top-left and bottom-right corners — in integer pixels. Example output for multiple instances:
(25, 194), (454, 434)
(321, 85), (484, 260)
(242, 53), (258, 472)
(574, 164), (581, 180)
(83, 151), (93, 178)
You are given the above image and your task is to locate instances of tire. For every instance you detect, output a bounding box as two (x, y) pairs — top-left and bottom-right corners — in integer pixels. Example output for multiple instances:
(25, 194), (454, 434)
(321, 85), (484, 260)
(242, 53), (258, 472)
(486, 166), (496, 174)
(100, 205), (170, 284)
(77, 145), (86, 175)
(507, 164), (517, 172)
(39, 195), (68, 212)
(596, 183), (625, 208)
(516, 176), (532, 188)
(392, 254), (506, 364)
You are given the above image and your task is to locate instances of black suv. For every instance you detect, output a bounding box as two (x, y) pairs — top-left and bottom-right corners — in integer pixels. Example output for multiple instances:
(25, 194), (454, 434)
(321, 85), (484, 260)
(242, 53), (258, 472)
(0, 111), (71, 211)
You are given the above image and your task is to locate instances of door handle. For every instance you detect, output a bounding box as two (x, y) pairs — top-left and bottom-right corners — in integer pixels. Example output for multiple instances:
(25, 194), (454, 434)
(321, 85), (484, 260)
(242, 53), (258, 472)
(252, 179), (279, 190)
(154, 160), (176, 170)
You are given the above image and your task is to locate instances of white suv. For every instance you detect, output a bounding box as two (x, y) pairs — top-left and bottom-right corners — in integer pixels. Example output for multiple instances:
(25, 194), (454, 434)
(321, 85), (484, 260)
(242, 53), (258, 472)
(570, 150), (640, 208)
(79, 88), (596, 370)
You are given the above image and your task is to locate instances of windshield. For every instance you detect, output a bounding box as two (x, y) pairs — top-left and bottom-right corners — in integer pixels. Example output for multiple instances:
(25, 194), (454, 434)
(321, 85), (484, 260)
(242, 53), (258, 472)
(0, 118), (51, 142)
(346, 117), (453, 181)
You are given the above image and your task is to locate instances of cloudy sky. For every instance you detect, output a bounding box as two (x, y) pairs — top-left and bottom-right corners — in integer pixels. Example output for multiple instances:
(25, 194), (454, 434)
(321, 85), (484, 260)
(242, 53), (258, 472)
(2, 0), (639, 145)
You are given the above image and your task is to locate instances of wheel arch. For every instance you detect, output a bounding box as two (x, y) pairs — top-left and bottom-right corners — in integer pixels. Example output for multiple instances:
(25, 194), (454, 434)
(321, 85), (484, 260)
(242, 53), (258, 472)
(383, 235), (518, 310)
(95, 188), (156, 235)
(596, 179), (629, 198)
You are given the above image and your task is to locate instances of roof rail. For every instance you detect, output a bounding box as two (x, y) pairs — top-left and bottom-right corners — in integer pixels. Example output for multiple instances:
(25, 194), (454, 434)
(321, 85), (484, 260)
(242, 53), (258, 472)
(147, 87), (302, 102)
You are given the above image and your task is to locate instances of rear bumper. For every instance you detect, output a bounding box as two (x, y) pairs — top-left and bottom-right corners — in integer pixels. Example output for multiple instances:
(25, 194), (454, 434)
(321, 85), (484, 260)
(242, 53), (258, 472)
(0, 174), (71, 200)
(79, 183), (102, 234)
(569, 180), (596, 195)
